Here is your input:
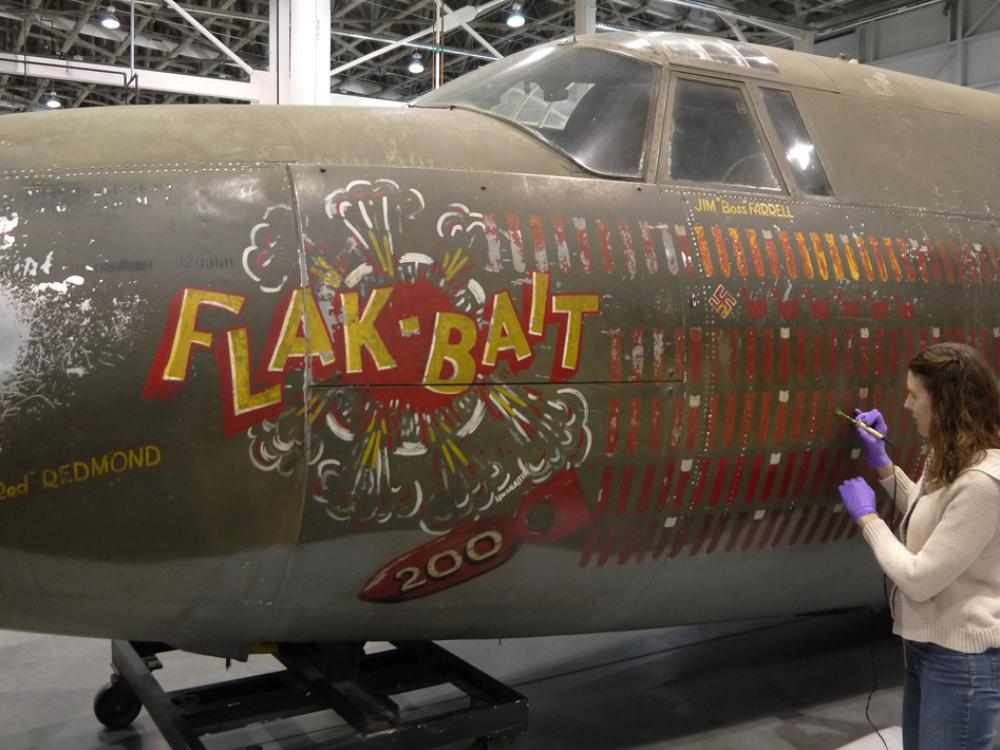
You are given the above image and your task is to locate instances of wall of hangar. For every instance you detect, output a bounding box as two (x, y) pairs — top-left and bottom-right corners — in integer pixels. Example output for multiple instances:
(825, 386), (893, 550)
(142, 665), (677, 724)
(815, 0), (1000, 94)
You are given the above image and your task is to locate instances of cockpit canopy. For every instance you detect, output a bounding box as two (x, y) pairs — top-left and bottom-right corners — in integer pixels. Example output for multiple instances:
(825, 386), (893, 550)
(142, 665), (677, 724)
(414, 33), (833, 197)
(414, 43), (657, 178)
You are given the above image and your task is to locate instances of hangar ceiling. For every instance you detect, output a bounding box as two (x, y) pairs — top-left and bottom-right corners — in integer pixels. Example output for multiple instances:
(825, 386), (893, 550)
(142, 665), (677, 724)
(0, 0), (975, 112)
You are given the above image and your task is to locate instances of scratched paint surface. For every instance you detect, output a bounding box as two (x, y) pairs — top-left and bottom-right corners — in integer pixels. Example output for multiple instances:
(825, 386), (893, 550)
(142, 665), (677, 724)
(3, 28), (1000, 644)
(119, 166), (690, 607)
(0, 165), (305, 641)
(0, 186), (146, 429)
(288, 169), (683, 543)
(234, 172), (992, 602)
(0, 159), (992, 637)
(568, 189), (987, 571)
(2, 174), (985, 571)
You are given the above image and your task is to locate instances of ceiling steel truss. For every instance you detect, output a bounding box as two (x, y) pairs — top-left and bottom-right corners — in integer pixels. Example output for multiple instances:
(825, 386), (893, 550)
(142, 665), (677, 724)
(0, 0), (954, 112)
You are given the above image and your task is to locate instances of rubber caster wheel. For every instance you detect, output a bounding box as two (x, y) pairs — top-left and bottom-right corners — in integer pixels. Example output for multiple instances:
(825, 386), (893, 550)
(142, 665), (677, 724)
(93, 676), (142, 729)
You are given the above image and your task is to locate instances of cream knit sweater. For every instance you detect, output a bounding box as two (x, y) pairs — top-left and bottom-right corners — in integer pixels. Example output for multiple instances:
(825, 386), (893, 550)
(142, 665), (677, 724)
(862, 449), (1000, 653)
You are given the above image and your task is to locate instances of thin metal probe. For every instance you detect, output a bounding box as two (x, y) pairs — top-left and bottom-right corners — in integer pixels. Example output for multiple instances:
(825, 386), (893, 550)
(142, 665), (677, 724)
(834, 408), (887, 441)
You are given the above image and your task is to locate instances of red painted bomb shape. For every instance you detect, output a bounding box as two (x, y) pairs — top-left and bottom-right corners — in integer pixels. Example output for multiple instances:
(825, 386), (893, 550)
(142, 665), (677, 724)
(359, 468), (592, 603)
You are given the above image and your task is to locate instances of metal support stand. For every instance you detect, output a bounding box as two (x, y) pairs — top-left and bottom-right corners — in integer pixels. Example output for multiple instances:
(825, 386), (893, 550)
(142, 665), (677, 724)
(100, 639), (529, 749)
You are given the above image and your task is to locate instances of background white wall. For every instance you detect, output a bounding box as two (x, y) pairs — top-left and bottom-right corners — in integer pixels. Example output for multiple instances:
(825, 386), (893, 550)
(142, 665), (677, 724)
(815, 0), (1000, 93)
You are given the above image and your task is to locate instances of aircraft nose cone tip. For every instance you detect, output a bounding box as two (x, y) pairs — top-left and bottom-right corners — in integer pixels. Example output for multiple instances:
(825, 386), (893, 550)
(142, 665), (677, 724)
(0, 289), (22, 380)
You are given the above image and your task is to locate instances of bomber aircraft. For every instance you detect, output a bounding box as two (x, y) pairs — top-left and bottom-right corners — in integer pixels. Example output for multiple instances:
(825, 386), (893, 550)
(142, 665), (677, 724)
(0, 28), (994, 741)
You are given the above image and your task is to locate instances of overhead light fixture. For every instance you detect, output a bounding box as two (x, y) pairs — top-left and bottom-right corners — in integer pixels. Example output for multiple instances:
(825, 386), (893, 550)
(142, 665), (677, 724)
(43, 91), (61, 109)
(99, 4), (121, 30)
(507, 2), (526, 28)
(408, 53), (425, 75)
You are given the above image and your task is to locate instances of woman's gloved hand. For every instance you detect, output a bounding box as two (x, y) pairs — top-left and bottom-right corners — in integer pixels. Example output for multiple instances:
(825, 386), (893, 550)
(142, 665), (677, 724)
(854, 407), (890, 469)
(838, 477), (878, 523)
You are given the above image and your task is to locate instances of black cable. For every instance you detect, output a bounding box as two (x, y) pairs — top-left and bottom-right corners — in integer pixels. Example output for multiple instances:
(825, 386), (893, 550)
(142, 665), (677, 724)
(865, 606), (890, 750)
(861, 436), (896, 750)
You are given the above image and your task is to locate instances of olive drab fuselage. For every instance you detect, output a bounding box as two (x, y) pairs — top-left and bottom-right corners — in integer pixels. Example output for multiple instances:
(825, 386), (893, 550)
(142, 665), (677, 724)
(0, 32), (996, 652)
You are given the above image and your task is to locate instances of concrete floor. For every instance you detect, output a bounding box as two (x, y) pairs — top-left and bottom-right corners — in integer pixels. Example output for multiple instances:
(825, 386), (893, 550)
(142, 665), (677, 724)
(0, 610), (910, 750)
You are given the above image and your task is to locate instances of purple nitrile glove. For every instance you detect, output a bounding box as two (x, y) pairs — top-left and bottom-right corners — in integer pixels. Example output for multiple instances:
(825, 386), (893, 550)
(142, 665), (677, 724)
(838, 477), (878, 523)
(854, 407), (890, 469)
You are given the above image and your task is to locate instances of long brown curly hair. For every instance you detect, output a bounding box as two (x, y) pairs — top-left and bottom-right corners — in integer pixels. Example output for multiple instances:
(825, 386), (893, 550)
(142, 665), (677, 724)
(909, 343), (1000, 485)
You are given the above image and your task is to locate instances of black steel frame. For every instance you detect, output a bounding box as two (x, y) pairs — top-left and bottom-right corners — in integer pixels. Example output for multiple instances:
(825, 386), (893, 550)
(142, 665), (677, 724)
(109, 639), (529, 749)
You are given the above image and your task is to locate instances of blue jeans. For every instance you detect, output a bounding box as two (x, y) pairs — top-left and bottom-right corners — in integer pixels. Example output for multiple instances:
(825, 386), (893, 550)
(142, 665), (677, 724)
(903, 639), (1000, 749)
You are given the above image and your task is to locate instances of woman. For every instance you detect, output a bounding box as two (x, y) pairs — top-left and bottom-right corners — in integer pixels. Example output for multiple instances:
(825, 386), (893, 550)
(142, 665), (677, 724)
(839, 342), (1000, 749)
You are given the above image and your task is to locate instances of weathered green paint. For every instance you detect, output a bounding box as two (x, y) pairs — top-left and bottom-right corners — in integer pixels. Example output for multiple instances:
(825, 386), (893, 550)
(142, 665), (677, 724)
(0, 33), (996, 654)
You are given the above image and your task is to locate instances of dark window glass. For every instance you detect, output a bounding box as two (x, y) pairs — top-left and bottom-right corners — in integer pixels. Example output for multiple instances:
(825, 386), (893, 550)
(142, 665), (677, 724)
(761, 88), (833, 196)
(415, 46), (656, 178)
(669, 80), (780, 190)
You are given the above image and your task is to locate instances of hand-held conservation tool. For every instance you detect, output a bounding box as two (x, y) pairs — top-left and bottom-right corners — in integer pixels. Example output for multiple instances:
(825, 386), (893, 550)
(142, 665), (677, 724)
(836, 407), (893, 471)
(834, 408), (887, 441)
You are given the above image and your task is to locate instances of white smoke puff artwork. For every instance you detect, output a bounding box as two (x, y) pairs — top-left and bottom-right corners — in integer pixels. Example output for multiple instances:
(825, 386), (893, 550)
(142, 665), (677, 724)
(307, 386), (591, 530)
(248, 408), (322, 478)
(242, 205), (297, 295)
(240, 181), (595, 534)
(324, 180), (425, 254)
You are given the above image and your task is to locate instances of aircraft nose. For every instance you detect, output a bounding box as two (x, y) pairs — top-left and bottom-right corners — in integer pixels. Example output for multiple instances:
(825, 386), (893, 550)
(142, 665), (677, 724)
(0, 276), (34, 617)
(0, 288), (22, 382)
(0, 282), (26, 486)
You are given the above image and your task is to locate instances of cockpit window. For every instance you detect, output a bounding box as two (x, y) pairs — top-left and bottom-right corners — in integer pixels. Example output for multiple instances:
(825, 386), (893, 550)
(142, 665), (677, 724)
(669, 79), (781, 190)
(414, 45), (657, 178)
(760, 88), (833, 196)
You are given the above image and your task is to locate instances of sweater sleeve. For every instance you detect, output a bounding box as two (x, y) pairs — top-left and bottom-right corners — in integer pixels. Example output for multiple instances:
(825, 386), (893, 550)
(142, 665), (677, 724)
(862, 471), (1000, 603)
(879, 465), (914, 514)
